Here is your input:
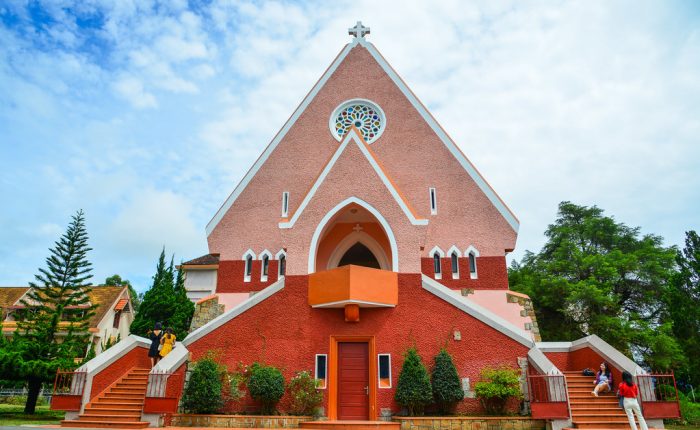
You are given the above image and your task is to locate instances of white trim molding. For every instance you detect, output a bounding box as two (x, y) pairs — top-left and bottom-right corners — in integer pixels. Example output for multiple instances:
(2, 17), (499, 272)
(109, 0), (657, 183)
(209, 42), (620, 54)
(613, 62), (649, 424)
(279, 129), (427, 229)
(183, 277), (285, 346)
(242, 249), (256, 283)
(429, 246), (444, 280)
(205, 38), (518, 237)
(205, 41), (358, 237)
(378, 353), (392, 389)
(465, 246), (479, 280)
(329, 98), (387, 144)
(281, 192), (290, 218)
(447, 246), (461, 279)
(429, 246), (445, 257)
(315, 354), (328, 389)
(422, 275), (534, 347)
(307, 197), (399, 273)
(429, 187), (437, 215)
(275, 249), (287, 278)
(311, 299), (396, 308)
(259, 250), (272, 282)
(326, 231), (390, 271)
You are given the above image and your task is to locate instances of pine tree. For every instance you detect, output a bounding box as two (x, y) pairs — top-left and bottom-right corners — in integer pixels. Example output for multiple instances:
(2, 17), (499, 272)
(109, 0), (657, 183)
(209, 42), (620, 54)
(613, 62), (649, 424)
(395, 347), (433, 416)
(431, 349), (464, 414)
(130, 250), (194, 339)
(9, 210), (97, 414)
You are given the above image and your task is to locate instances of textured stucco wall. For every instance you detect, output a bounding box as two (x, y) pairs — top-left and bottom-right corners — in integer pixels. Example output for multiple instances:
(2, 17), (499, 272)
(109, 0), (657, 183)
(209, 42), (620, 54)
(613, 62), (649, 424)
(216, 260), (279, 293)
(187, 274), (529, 415)
(207, 44), (517, 273)
(420, 256), (509, 290)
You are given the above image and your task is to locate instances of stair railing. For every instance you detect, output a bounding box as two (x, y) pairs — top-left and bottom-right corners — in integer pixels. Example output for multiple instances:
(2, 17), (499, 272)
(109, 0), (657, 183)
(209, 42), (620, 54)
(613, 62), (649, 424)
(636, 373), (681, 419)
(50, 369), (87, 411)
(527, 374), (570, 419)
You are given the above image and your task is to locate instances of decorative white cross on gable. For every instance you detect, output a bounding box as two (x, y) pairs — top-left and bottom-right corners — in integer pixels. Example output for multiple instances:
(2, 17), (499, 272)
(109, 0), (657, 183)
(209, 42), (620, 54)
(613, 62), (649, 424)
(352, 223), (364, 233)
(348, 21), (370, 39)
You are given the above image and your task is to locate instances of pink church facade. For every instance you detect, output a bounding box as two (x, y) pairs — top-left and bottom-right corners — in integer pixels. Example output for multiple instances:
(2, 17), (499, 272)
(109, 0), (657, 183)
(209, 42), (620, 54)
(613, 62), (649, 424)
(55, 23), (676, 430)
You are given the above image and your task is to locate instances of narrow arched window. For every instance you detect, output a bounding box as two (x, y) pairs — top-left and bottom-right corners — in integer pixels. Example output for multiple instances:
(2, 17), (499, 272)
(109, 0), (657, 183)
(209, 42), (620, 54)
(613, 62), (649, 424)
(451, 252), (459, 274)
(279, 255), (286, 277)
(433, 253), (441, 275)
(262, 255), (269, 276)
(245, 255), (253, 277)
(468, 252), (477, 276)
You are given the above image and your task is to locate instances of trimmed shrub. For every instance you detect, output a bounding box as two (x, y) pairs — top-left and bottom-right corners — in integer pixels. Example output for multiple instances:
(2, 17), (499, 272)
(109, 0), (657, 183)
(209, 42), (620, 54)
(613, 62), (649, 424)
(474, 366), (523, 415)
(395, 347), (433, 416)
(288, 370), (323, 416)
(248, 363), (285, 415)
(181, 357), (224, 414)
(431, 348), (464, 414)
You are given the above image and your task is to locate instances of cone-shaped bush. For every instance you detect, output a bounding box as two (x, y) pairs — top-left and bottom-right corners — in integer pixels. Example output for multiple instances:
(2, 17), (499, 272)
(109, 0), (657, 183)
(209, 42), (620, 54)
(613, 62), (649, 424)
(395, 347), (433, 416)
(181, 357), (224, 414)
(431, 348), (464, 414)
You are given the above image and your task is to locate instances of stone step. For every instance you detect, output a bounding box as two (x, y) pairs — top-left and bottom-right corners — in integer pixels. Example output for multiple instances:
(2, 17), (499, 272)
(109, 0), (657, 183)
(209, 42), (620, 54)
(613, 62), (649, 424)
(89, 401), (144, 408)
(78, 414), (142, 422)
(84, 407), (143, 415)
(61, 420), (149, 428)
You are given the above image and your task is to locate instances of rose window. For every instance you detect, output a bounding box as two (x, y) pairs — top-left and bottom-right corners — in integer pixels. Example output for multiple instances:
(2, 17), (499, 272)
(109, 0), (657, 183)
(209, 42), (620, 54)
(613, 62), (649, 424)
(330, 99), (386, 144)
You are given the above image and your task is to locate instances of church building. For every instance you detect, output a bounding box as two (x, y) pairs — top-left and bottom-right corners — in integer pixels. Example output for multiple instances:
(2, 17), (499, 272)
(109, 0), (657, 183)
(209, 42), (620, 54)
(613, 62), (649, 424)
(56, 23), (675, 430)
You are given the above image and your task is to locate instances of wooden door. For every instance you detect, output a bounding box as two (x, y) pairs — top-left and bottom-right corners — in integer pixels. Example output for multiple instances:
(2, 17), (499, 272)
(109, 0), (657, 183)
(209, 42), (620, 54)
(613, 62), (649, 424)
(337, 342), (369, 420)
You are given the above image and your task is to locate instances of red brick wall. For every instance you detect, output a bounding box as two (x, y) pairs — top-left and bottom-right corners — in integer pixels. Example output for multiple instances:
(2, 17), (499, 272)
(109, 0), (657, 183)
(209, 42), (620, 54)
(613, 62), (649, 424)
(216, 260), (279, 293)
(543, 352), (571, 371)
(90, 346), (150, 399)
(421, 256), (509, 290)
(544, 347), (622, 388)
(188, 274), (530, 415)
(165, 363), (187, 399)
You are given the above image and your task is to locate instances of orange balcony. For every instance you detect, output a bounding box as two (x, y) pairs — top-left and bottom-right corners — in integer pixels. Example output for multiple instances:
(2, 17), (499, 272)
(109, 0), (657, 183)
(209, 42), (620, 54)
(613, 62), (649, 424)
(308, 265), (398, 321)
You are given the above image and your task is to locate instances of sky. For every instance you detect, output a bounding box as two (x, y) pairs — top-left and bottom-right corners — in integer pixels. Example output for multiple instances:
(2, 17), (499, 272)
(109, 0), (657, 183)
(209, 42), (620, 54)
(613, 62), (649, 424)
(1, 0), (699, 293)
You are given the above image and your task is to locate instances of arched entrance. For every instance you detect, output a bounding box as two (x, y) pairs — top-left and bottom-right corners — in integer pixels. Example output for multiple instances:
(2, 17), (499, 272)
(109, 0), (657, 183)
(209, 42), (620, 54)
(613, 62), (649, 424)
(309, 197), (396, 273)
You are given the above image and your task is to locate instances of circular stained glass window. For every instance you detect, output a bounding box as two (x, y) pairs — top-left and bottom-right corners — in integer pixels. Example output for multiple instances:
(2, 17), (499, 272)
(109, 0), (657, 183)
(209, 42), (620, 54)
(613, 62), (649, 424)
(329, 99), (386, 144)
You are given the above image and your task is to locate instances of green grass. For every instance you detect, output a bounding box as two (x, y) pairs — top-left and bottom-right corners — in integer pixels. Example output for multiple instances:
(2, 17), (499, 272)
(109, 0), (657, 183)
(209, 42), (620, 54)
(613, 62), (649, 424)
(0, 403), (65, 425)
(666, 425), (700, 430)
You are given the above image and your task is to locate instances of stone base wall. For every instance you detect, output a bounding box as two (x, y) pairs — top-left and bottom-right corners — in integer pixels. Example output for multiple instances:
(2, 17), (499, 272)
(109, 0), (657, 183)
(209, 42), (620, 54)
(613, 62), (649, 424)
(168, 414), (312, 428)
(393, 417), (546, 430)
(189, 296), (225, 332)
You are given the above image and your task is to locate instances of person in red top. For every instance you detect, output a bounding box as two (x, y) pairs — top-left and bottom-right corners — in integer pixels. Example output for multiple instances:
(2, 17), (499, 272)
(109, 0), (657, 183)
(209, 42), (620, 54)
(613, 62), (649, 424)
(619, 371), (649, 430)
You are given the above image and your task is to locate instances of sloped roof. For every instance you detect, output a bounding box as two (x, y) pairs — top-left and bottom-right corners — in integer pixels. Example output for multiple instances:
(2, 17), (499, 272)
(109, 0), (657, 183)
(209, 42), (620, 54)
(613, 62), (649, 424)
(206, 37), (519, 236)
(182, 254), (220, 266)
(0, 287), (29, 312)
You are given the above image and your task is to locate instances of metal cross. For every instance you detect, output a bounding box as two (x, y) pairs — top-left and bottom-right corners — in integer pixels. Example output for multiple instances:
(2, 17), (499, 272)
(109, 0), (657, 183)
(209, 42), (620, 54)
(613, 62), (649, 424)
(348, 21), (370, 39)
(352, 223), (364, 233)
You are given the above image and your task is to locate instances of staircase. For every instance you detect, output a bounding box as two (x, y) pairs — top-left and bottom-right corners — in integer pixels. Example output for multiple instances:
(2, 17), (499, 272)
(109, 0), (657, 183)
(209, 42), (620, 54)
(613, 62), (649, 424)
(61, 367), (150, 428)
(564, 371), (638, 429)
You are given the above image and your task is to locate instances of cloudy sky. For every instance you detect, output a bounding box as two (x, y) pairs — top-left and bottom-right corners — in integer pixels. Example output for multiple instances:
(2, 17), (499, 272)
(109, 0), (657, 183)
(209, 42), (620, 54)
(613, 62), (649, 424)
(1, 1), (698, 292)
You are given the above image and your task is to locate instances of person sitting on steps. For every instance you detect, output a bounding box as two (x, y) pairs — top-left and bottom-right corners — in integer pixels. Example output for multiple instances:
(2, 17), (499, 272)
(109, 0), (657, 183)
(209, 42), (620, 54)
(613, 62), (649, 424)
(592, 362), (613, 397)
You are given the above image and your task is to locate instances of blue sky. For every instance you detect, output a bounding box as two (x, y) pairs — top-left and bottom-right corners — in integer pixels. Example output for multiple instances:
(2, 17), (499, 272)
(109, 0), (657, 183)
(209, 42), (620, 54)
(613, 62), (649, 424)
(1, 1), (699, 293)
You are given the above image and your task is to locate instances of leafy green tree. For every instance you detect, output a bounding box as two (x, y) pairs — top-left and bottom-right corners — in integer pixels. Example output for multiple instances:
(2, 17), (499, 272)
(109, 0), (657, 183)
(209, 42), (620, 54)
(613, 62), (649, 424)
(431, 348), (463, 414)
(288, 370), (323, 416)
(180, 357), (224, 414)
(666, 231), (700, 385)
(474, 367), (522, 415)
(509, 202), (683, 368)
(0, 210), (97, 414)
(104, 274), (140, 312)
(395, 347), (433, 416)
(130, 250), (194, 339)
(248, 363), (285, 415)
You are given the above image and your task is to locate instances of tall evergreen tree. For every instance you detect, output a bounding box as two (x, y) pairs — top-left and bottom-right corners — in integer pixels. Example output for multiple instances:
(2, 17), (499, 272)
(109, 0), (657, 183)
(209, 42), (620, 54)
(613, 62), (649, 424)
(431, 349), (464, 414)
(509, 202), (682, 368)
(395, 347), (433, 416)
(3, 210), (97, 413)
(130, 250), (194, 339)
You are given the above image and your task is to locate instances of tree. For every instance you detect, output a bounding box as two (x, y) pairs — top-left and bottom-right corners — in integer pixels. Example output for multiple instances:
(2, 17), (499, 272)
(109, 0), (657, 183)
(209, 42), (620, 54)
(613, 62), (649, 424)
(180, 357), (224, 414)
(473, 367), (522, 415)
(509, 201), (682, 368)
(248, 363), (285, 414)
(395, 347), (433, 416)
(104, 274), (140, 312)
(665, 231), (700, 386)
(130, 250), (194, 340)
(0, 210), (97, 414)
(431, 349), (464, 414)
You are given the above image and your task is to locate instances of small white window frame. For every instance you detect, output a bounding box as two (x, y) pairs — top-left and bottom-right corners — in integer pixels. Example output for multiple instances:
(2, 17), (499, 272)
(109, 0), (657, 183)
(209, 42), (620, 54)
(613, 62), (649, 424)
(378, 353), (392, 388)
(315, 354), (328, 389)
(429, 246), (445, 280)
(465, 245), (480, 279)
(281, 192), (290, 218)
(276, 249), (287, 278)
(259, 250), (272, 282)
(447, 246), (462, 279)
(242, 249), (256, 282)
(429, 187), (437, 215)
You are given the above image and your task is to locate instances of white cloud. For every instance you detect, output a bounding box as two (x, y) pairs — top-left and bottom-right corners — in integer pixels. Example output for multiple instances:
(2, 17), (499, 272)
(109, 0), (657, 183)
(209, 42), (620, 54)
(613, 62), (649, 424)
(112, 76), (158, 108)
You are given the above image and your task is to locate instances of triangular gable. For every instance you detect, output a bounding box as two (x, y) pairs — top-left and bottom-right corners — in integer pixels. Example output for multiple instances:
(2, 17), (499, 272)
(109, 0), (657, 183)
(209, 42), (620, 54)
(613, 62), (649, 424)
(279, 127), (427, 228)
(206, 37), (518, 236)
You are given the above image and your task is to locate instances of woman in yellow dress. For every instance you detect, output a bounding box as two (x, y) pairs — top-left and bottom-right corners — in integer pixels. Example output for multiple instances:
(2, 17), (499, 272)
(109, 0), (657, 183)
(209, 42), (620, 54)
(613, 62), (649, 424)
(159, 327), (176, 357)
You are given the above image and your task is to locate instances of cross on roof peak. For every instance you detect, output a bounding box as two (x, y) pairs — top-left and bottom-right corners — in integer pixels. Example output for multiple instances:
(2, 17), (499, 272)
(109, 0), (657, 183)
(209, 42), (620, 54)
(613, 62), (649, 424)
(348, 21), (370, 40)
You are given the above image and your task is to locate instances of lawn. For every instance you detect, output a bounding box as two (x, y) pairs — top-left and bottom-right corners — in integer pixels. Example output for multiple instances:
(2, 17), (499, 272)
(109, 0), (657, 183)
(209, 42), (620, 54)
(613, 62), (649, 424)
(667, 426), (700, 430)
(0, 403), (64, 426)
